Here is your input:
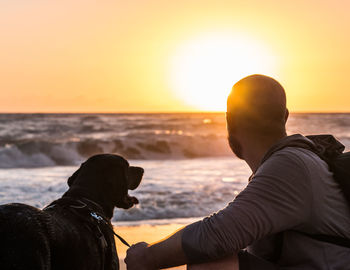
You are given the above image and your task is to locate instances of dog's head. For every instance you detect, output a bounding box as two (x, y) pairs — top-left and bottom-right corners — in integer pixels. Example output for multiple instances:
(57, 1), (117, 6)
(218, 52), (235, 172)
(67, 154), (143, 211)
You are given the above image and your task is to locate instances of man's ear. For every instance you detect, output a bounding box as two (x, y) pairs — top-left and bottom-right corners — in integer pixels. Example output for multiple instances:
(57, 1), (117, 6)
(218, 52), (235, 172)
(67, 166), (82, 187)
(284, 108), (289, 123)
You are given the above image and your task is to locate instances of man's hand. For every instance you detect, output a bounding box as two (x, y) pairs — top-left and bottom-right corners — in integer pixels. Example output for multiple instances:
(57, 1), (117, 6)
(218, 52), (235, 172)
(125, 242), (156, 270)
(125, 228), (188, 269)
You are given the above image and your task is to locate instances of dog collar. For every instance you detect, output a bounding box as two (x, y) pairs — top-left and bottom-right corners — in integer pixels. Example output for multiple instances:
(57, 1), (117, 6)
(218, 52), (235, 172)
(44, 198), (131, 248)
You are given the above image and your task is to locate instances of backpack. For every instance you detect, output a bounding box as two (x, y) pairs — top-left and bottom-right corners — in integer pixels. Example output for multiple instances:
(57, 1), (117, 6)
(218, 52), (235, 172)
(293, 135), (350, 205)
(263, 134), (350, 248)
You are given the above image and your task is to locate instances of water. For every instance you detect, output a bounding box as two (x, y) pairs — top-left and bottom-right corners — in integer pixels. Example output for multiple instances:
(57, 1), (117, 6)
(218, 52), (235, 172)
(0, 113), (349, 224)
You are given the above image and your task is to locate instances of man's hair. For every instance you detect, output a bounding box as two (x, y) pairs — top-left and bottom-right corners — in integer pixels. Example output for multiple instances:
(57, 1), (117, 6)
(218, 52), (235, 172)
(226, 74), (288, 139)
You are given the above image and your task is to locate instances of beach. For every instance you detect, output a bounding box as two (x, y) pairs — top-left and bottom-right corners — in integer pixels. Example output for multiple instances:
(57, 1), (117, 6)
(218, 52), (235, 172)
(114, 223), (188, 269)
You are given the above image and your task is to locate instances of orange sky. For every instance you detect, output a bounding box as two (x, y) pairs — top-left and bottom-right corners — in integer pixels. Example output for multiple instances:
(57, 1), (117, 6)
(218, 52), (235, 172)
(0, 0), (349, 112)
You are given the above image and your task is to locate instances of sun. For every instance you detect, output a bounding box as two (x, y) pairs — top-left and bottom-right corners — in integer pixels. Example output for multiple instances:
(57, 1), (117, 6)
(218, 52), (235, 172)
(169, 33), (278, 111)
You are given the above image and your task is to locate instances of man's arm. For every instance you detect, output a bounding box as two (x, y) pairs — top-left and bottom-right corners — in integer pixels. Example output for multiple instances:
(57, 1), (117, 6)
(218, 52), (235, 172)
(180, 150), (312, 261)
(126, 149), (312, 268)
(125, 228), (188, 269)
(125, 229), (239, 270)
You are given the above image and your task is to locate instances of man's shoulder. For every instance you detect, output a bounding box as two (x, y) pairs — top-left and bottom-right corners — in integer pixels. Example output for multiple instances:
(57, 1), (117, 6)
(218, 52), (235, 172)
(272, 145), (317, 158)
(255, 146), (326, 181)
(267, 146), (325, 168)
(254, 146), (331, 188)
(258, 147), (311, 172)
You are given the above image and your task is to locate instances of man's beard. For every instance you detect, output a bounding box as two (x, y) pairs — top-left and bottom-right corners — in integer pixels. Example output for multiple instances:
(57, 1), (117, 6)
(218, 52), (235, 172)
(228, 133), (244, 159)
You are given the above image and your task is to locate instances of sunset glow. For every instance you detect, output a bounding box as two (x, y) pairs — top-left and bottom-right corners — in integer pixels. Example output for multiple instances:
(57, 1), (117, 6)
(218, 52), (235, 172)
(169, 34), (277, 111)
(0, 1), (350, 112)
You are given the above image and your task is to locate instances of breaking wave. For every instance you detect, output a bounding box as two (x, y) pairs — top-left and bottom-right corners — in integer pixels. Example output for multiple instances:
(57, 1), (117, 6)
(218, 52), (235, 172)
(0, 136), (232, 168)
(0, 113), (349, 168)
(0, 113), (232, 168)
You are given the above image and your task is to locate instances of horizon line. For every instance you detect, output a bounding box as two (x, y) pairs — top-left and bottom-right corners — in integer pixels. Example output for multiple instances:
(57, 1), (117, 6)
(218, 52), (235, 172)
(0, 110), (349, 114)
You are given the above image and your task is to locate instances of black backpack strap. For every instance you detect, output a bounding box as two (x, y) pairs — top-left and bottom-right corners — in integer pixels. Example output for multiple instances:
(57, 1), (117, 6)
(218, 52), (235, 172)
(274, 230), (350, 262)
(292, 231), (350, 249)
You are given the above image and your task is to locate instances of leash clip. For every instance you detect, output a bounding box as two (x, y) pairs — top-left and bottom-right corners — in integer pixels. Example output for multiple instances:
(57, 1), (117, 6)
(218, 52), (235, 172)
(91, 212), (131, 248)
(43, 204), (56, 211)
(90, 212), (104, 222)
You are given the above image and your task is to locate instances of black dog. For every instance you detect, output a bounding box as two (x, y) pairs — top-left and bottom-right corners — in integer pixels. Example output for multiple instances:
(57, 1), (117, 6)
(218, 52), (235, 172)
(0, 154), (143, 270)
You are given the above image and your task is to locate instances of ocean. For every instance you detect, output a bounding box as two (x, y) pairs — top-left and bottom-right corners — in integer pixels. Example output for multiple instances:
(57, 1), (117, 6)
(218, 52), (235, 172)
(0, 113), (349, 224)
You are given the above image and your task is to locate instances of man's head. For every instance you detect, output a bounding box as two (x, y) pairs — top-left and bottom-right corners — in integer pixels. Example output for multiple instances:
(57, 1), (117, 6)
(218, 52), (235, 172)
(226, 74), (289, 159)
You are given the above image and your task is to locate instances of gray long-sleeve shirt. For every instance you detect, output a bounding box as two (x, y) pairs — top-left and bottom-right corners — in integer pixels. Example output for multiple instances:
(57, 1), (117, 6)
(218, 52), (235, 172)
(182, 135), (350, 269)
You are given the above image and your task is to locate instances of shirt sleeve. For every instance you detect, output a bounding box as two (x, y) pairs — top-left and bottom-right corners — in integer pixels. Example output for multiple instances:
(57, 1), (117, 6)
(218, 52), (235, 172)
(182, 149), (313, 263)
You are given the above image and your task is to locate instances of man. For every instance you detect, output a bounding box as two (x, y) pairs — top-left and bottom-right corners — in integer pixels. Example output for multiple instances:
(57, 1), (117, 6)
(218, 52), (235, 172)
(125, 75), (350, 269)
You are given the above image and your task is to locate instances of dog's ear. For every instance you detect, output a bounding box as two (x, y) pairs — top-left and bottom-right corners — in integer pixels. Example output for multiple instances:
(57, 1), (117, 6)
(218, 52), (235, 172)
(127, 166), (144, 190)
(67, 166), (82, 187)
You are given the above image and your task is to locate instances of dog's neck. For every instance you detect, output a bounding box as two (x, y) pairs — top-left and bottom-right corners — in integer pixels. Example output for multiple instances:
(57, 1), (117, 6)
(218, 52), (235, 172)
(63, 187), (115, 219)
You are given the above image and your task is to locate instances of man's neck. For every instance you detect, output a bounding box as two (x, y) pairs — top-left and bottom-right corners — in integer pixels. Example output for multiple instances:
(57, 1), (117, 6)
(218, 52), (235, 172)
(243, 133), (287, 173)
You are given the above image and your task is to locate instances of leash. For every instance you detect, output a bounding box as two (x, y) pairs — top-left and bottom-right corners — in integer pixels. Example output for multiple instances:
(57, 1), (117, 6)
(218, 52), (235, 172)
(90, 212), (131, 248)
(112, 230), (131, 248)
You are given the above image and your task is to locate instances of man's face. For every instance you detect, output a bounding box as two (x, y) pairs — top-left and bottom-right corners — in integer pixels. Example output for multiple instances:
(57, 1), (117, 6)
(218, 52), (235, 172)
(226, 112), (244, 159)
(228, 130), (244, 160)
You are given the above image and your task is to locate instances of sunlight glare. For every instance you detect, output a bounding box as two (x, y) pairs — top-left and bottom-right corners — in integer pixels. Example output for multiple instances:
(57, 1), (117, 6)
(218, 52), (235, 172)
(169, 34), (278, 111)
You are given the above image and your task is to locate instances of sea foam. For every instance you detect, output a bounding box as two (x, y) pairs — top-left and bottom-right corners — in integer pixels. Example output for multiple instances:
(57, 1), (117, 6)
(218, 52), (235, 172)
(0, 158), (249, 222)
(1, 113), (349, 168)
